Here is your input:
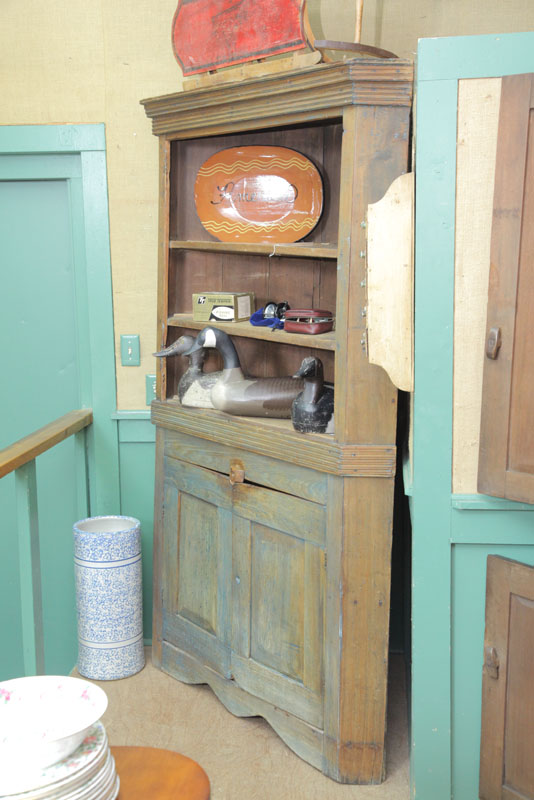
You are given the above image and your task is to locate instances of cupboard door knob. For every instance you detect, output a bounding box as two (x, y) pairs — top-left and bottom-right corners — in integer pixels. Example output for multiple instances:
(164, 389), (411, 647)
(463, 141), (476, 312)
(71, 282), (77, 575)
(229, 460), (245, 484)
(484, 646), (499, 679)
(486, 327), (502, 360)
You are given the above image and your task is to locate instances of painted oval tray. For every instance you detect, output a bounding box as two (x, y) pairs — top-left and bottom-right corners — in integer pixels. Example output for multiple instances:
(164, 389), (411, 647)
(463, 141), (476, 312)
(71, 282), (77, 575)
(194, 146), (323, 243)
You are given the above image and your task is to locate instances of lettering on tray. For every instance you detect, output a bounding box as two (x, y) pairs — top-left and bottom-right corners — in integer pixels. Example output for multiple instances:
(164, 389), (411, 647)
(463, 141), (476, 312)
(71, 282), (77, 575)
(211, 181), (298, 205)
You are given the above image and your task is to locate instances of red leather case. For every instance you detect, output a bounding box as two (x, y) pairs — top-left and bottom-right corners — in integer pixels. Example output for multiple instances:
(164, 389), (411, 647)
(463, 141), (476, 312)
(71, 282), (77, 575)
(283, 309), (334, 335)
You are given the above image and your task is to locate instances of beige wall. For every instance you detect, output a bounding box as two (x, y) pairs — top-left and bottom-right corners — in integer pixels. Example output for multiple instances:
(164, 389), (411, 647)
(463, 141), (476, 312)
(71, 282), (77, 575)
(1, 0), (179, 409)
(453, 78), (501, 495)
(2, 1), (533, 408)
(313, 0), (534, 60)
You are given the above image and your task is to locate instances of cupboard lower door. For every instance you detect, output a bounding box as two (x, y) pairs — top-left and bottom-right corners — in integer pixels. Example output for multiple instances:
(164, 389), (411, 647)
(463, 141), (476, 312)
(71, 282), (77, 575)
(230, 481), (326, 730)
(161, 456), (233, 678)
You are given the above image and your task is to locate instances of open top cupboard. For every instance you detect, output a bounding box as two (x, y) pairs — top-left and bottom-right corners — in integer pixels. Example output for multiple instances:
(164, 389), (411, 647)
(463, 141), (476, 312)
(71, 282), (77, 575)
(142, 57), (413, 783)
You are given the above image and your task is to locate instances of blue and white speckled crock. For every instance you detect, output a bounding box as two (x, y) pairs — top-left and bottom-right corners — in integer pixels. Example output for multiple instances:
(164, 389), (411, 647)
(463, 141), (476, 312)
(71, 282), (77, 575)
(73, 515), (145, 680)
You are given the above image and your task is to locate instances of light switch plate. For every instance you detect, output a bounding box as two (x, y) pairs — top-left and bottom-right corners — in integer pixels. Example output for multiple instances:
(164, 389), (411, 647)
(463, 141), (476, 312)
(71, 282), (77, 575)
(120, 335), (140, 366)
(145, 374), (156, 405)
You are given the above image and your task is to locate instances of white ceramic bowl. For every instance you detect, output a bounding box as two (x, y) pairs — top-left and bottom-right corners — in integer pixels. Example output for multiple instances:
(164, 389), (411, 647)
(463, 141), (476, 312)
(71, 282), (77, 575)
(0, 675), (108, 771)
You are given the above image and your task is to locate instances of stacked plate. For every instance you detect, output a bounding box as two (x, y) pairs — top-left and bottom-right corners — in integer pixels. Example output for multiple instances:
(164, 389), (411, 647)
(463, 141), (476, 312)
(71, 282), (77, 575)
(0, 722), (118, 800)
(0, 676), (117, 800)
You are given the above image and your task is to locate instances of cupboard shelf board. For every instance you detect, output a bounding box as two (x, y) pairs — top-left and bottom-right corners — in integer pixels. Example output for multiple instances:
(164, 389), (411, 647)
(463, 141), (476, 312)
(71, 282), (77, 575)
(169, 240), (338, 260)
(151, 401), (396, 478)
(166, 314), (336, 351)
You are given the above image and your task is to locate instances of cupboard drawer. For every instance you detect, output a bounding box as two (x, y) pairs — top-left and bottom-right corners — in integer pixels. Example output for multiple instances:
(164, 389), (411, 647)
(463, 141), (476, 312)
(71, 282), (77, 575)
(162, 428), (328, 504)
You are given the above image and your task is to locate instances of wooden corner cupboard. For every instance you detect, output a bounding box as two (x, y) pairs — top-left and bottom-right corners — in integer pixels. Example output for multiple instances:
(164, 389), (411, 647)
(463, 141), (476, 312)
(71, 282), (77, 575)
(141, 58), (413, 784)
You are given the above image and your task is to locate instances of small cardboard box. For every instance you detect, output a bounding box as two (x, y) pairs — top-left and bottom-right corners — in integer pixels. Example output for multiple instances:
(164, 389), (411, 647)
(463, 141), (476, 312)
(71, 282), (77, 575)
(192, 292), (254, 322)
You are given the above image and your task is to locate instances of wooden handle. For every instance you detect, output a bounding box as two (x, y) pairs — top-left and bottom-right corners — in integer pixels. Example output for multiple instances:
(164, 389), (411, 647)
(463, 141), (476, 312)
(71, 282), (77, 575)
(355, 0), (364, 43)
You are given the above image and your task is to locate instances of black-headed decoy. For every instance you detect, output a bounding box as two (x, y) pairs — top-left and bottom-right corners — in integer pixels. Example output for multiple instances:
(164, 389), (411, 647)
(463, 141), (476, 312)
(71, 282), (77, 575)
(291, 356), (334, 434)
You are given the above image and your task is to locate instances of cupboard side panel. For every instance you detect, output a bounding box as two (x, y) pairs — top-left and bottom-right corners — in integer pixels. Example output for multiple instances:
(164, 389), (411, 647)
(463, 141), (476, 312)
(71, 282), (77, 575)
(336, 105), (410, 444)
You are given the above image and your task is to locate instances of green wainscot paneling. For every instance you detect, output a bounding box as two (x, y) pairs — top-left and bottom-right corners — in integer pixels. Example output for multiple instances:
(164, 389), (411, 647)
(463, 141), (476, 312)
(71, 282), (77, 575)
(0, 472), (25, 680)
(413, 31), (534, 800)
(117, 417), (156, 642)
(0, 124), (124, 680)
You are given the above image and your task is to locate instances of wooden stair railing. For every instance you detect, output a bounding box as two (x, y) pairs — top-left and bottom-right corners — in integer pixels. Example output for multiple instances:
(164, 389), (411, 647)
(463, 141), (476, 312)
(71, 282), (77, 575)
(0, 409), (93, 676)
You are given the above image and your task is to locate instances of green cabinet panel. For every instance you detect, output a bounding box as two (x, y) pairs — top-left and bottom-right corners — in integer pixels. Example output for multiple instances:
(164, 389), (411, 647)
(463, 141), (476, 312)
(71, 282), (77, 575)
(0, 174), (82, 679)
(414, 31), (534, 800)
(0, 125), (118, 679)
(118, 436), (155, 642)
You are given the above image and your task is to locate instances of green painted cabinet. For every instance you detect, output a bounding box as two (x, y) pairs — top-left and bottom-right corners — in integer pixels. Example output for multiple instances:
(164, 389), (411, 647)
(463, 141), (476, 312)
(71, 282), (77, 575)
(413, 33), (534, 800)
(143, 59), (413, 783)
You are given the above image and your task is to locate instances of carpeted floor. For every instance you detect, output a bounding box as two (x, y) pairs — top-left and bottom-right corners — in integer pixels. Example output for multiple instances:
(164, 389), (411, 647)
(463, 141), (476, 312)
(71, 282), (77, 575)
(74, 648), (409, 800)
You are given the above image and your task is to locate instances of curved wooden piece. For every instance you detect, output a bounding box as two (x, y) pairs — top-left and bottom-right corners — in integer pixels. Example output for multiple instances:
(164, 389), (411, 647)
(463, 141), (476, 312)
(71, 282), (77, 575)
(172, 0), (312, 76)
(111, 746), (210, 799)
(161, 642), (324, 773)
(367, 172), (414, 392)
(314, 39), (398, 59)
(0, 409), (93, 479)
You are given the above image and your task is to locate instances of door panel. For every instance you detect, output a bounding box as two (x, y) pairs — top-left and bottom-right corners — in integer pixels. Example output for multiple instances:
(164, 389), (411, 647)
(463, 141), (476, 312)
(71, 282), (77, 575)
(178, 493), (220, 635)
(161, 457), (232, 677)
(503, 594), (534, 798)
(232, 485), (325, 728)
(480, 556), (534, 799)
(0, 128), (118, 680)
(479, 74), (534, 502)
(0, 175), (80, 678)
(250, 523), (305, 682)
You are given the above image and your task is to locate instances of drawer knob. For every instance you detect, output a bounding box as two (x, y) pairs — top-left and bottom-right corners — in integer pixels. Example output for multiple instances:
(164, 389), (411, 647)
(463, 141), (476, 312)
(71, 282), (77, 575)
(484, 645), (499, 679)
(486, 327), (502, 360)
(229, 460), (245, 484)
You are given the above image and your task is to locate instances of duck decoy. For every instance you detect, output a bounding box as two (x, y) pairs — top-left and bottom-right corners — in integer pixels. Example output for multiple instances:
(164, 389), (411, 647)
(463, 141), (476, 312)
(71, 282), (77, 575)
(153, 335), (219, 408)
(291, 356), (334, 434)
(183, 327), (304, 418)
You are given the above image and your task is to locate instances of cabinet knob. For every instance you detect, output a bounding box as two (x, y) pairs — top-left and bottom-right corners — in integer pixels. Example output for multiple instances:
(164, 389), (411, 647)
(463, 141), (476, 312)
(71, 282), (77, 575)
(229, 460), (245, 484)
(484, 646), (499, 679)
(486, 327), (502, 360)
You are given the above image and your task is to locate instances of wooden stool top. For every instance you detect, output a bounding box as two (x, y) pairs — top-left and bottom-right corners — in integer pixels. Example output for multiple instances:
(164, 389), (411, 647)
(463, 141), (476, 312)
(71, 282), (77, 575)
(111, 746), (210, 799)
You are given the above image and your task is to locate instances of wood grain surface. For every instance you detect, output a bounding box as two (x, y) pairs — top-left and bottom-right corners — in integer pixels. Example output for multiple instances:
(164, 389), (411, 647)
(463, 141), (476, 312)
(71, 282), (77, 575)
(480, 556), (534, 799)
(112, 745), (210, 799)
(0, 409), (92, 478)
(367, 172), (414, 392)
(145, 59), (413, 784)
(478, 73), (534, 502)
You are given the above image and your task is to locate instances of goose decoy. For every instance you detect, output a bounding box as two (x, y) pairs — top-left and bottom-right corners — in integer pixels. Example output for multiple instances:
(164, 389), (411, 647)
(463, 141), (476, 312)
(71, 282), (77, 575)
(291, 356), (334, 434)
(153, 335), (219, 408)
(183, 327), (304, 418)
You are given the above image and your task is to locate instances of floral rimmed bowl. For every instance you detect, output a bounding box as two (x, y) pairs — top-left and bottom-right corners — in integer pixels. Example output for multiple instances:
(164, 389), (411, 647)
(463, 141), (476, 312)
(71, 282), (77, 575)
(0, 675), (108, 772)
